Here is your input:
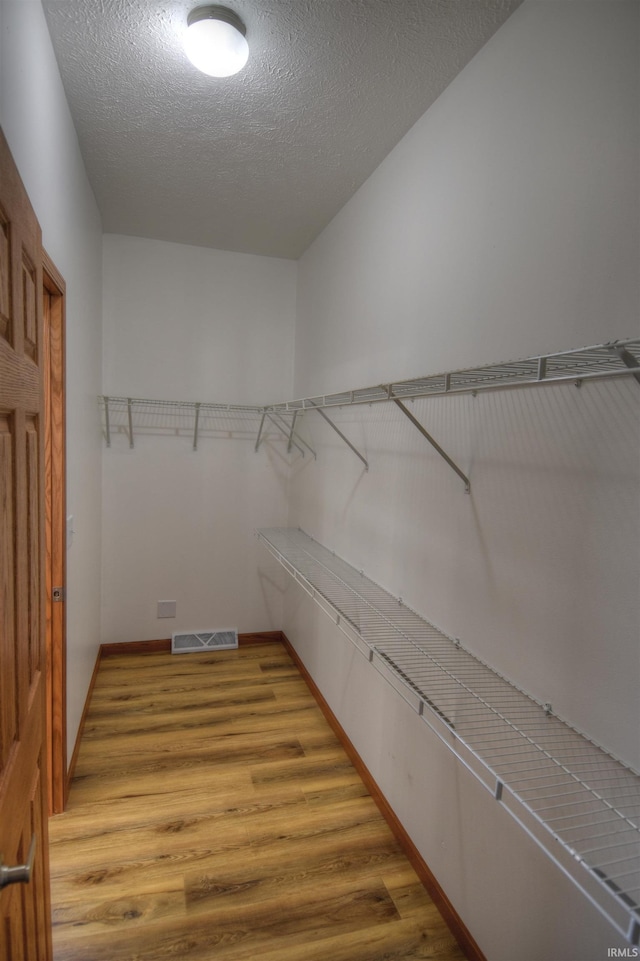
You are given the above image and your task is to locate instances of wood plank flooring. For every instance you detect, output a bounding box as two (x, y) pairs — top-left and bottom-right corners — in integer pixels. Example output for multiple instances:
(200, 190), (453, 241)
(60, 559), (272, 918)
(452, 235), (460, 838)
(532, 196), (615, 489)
(48, 642), (467, 961)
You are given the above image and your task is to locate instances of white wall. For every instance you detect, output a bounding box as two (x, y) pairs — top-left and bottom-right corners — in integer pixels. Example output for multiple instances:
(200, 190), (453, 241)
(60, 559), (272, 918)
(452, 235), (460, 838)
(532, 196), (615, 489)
(101, 234), (296, 643)
(0, 0), (103, 761)
(294, 1), (638, 396)
(283, 2), (640, 960)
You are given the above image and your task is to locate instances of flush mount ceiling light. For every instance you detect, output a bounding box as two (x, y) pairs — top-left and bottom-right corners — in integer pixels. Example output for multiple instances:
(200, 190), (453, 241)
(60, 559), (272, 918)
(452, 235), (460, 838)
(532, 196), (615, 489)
(184, 5), (249, 78)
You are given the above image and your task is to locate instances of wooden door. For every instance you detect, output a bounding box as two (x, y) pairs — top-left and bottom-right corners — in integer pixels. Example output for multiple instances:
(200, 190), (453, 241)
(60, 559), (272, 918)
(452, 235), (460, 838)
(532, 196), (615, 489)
(0, 128), (53, 959)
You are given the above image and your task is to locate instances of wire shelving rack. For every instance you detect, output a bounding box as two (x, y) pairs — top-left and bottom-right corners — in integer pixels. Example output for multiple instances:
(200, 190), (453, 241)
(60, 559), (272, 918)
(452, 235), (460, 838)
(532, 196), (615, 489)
(257, 526), (640, 945)
(264, 338), (640, 412)
(99, 396), (265, 450)
(100, 340), (640, 476)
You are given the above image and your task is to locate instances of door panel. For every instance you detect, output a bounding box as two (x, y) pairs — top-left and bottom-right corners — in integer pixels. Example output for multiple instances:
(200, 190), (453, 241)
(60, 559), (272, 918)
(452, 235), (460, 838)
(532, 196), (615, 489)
(22, 252), (37, 363)
(0, 127), (53, 960)
(0, 412), (17, 768)
(0, 212), (9, 339)
(26, 417), (41, 681)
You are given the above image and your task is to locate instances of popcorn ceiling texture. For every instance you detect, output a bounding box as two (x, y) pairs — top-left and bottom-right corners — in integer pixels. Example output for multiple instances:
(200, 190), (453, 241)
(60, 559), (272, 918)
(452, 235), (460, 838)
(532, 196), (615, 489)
(42, 0), (521, 259)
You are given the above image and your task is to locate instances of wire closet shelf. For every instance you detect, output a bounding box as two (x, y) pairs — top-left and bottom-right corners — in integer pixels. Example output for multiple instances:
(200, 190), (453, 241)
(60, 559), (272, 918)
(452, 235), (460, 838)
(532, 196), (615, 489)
(257, 527), (640, 944)
(264, 337), (640, 411)
(99, 339), (640, 458)
(98, 396), (264, 449)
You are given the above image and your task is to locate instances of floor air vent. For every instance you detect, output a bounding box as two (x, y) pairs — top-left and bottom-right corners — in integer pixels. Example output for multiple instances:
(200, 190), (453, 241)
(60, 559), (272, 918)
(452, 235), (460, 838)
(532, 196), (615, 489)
(171, 630), (238, 654)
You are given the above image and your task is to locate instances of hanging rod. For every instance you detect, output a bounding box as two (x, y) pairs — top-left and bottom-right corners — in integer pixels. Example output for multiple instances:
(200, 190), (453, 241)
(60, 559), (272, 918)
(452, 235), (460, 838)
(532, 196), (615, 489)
(264, 338), (640, 413)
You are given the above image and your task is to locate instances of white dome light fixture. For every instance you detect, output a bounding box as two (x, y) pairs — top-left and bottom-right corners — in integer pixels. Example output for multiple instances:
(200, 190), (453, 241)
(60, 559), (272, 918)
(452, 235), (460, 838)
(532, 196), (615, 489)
(184, 5), (249, 78)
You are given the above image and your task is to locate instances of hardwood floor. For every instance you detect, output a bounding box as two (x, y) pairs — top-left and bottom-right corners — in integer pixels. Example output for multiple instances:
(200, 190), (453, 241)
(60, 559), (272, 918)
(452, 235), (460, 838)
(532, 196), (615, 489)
(48, 642), (468, 961)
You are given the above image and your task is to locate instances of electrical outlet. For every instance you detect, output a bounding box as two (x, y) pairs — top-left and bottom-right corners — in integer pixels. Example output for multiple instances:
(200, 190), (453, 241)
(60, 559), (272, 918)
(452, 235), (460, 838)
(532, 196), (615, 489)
(157, 600), (176, 618)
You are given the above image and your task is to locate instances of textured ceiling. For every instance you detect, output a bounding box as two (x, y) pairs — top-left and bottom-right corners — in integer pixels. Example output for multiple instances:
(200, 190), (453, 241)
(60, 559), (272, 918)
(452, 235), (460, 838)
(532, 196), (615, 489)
(42, 0), (522, 259)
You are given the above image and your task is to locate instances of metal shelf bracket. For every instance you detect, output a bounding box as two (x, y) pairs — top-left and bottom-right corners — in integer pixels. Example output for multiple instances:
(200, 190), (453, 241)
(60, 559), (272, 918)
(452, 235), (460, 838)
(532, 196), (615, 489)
(127, 398), (134, 449)
(272, 412), (316, 459)
(104, 395), (111, 448)
(308, 401), (368, 471)
(286, 410), (299, 453)
(254, 410), (316, 459)
(193, 403), (201, 451)
(254, 411), (268, 452)
(390, 393), (470, 493)
(608, 343), (640, 387)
